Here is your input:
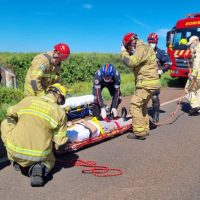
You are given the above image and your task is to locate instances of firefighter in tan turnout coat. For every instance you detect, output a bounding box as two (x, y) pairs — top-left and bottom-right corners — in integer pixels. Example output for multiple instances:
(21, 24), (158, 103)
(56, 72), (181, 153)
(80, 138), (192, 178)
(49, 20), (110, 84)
(185, 35), (200, 115)
(1, 83), (68, 187)
(24, 43), (70, 96)
(121, 32), (161, 140)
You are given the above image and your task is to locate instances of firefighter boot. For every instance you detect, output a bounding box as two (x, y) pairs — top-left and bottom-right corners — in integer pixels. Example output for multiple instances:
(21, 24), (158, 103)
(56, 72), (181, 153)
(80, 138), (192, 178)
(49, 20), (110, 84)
(152, 112), (159, 123)
(121, 107), (127, 121)
(30, 163), (45, 187)
(127, 133), (146, 140)
(188, 107), (200, 116)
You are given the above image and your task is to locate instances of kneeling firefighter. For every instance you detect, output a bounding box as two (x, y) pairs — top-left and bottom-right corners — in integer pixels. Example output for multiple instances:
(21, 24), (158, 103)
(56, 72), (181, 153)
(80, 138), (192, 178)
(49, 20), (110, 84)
(0, 83), (68, 187)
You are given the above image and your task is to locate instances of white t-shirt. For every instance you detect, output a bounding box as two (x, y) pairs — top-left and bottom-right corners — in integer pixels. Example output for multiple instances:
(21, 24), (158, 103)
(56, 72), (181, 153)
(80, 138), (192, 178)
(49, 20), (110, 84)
(66, 120), (100, 142)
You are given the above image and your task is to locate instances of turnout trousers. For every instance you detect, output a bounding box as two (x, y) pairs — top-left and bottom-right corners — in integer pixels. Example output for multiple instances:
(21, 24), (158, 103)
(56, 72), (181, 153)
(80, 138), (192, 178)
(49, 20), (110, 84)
(185, 79), (200, 108)
(130, 88), (157, 136)
(1, 119), (55, 172)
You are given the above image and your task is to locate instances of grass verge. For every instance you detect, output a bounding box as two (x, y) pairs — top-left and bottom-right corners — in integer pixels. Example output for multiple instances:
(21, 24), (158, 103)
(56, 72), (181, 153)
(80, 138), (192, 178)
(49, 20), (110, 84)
(0, 72), (182, 122)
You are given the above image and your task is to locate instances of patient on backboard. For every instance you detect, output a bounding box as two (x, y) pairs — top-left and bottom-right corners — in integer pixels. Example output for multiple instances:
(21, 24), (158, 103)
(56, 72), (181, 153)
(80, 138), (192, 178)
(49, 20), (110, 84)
(66, 107), (131, 142)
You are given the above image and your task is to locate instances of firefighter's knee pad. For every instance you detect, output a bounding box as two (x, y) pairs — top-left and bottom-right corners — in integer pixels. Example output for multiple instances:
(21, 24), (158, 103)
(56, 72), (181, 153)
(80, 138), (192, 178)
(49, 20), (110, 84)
(152, 94), (159, 103)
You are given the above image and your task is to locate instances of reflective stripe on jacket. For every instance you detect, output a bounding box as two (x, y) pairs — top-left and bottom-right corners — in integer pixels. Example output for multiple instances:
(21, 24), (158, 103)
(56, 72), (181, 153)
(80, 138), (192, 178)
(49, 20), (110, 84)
(5, 94), (68, 162)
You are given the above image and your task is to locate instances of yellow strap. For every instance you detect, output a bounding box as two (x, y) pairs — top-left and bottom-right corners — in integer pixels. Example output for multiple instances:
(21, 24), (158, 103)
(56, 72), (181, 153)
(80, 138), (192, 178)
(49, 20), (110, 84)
(65, 106), (70, 113)
(91, 117), (104, 134)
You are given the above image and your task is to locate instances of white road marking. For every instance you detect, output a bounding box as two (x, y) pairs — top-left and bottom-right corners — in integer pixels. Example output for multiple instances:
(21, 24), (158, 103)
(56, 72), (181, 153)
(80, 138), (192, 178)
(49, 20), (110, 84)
(161, 96), (186, 107)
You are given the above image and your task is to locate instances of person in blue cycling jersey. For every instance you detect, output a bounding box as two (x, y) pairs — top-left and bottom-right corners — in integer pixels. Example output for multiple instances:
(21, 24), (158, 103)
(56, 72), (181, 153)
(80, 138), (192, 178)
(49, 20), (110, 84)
(92, 64), (122, 120)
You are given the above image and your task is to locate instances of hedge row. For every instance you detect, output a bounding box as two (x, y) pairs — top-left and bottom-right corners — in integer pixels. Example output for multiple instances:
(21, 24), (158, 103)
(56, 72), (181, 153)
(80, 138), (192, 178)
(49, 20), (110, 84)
(0, 52), (128, 89)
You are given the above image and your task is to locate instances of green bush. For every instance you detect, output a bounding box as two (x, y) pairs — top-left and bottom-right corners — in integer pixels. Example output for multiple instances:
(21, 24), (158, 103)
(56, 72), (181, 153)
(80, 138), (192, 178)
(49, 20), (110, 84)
(0, 87), (24, 104)
(61, 53), (126, 84)
(0, 87), (24, 122)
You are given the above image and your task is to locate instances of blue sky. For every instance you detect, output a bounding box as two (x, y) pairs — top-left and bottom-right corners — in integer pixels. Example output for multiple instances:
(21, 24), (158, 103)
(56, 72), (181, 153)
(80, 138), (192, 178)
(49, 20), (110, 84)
(0, 0), (200, 53)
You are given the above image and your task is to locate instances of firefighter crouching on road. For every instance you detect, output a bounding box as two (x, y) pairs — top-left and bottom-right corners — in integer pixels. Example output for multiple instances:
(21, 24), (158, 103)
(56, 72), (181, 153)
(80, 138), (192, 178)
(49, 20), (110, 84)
(92, 64), (122, 120)
(0, 83), (69, 187)
(185, 36), (200, 116)
(147, 33), (172, 123)
(24, 43), (70, 97)
(121, 33), (161, 140)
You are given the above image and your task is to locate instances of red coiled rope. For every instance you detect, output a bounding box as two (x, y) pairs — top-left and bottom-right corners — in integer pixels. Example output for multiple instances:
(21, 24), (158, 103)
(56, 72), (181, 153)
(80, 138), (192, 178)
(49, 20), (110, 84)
(56, 158), (123, 177)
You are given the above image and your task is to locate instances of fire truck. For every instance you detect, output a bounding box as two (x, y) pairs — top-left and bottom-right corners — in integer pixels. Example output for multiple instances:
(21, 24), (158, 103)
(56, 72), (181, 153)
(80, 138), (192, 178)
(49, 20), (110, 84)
(166, 13), (200, 80)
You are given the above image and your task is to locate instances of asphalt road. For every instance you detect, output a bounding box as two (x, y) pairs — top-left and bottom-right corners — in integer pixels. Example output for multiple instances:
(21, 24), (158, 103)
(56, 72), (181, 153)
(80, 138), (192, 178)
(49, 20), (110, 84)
(1, 87), (200, 200)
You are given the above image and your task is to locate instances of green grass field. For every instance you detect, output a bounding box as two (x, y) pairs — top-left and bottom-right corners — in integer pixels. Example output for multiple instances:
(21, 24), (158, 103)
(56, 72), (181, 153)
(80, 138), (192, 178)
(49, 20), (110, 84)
(67, 71), (175, 99)
(67, 72), (135, 99)
(0, 71), (181, 122)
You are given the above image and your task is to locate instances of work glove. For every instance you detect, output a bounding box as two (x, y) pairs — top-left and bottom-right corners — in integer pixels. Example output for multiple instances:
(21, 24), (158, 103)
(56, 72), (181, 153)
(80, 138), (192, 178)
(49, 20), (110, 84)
(101, 107), (107, 119)
(120, 43), (127, 52)
(111, 108), (118, 118)
(189, 75), (196, 81)
(158, 69), (163, 75)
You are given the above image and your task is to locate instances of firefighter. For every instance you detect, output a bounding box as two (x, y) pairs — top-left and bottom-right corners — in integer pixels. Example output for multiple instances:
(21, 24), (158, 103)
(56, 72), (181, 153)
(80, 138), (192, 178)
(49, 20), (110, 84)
(92, 63), (122, 120)
(0, 83), (68, 187)
(185, 36), (200, 115)
(24, 43), (70, 97)
(147, 33), (172, 122)
(121, 32), (161, 140)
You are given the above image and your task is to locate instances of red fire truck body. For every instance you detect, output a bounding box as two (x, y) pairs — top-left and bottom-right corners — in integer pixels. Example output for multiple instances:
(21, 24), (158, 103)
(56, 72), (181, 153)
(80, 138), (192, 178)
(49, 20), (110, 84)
(166, 13), (200, 79)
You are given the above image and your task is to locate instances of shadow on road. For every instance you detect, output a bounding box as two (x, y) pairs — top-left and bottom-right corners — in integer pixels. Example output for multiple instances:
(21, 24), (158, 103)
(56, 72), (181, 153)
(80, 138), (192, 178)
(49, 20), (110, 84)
(0, 159), (10, 170)
(44, 153), (80, 184)
(55, 152), (79, 171)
